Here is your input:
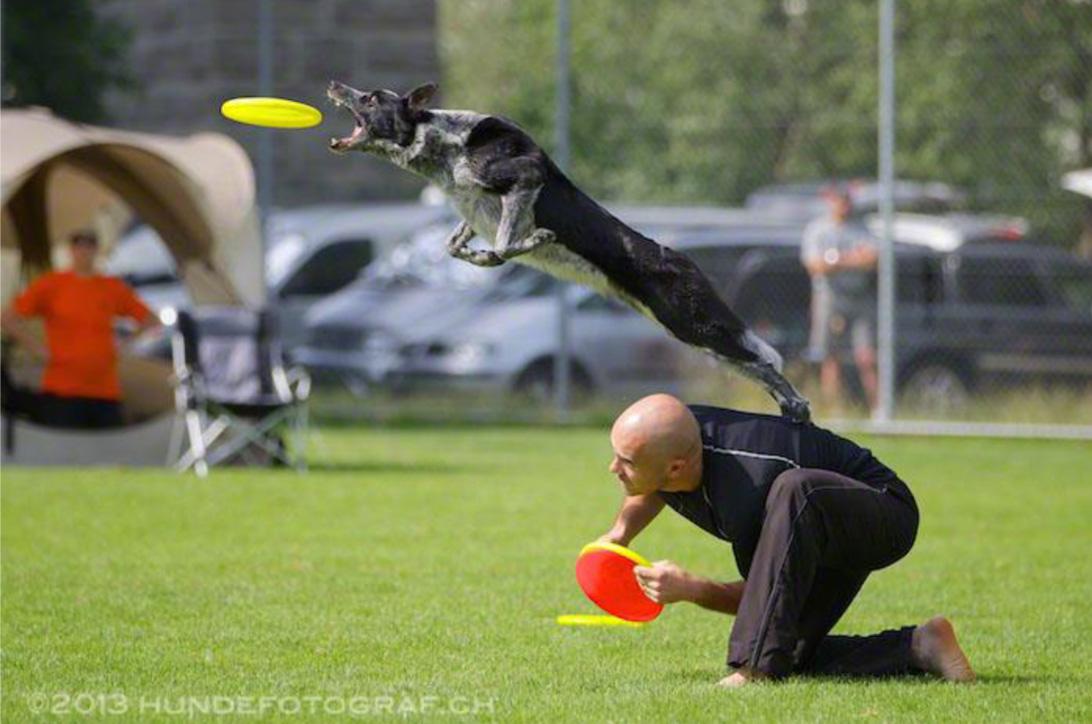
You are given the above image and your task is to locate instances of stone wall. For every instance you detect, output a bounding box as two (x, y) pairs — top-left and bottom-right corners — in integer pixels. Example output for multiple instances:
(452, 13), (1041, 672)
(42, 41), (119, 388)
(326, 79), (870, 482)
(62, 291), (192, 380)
(99, 0), (439, 206)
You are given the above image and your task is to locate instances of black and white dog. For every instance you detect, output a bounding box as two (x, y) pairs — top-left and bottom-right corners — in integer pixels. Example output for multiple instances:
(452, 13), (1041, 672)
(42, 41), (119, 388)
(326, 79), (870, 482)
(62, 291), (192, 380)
(327, 81), (810, 421)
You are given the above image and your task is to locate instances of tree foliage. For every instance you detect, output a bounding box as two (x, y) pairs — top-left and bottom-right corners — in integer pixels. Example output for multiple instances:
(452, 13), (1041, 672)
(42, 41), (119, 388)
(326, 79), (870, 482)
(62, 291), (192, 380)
(439, 0), (1091, 242)
(2, 0), (133, 123)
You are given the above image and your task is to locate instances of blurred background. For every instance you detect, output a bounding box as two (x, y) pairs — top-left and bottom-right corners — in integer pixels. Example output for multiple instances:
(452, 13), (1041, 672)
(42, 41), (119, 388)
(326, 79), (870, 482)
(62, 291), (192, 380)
(2, 0), (1090, 435)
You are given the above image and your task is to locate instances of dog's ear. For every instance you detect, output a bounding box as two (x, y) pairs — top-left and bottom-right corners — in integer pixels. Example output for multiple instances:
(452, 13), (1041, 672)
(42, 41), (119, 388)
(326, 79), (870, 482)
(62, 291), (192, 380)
(404, 83), (438, 112)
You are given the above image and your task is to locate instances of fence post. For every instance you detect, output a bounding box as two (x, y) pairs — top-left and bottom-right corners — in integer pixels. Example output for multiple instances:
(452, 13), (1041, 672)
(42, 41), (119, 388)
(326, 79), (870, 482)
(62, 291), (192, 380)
(876, 0), (897, 422)
(554, 0), (572, 420)
(257, 0), (275, 301)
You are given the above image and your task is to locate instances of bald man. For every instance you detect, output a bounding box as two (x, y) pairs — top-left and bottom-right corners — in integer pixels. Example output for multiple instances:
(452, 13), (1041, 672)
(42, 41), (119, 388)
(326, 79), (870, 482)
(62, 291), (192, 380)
(601, 394), (973, 687)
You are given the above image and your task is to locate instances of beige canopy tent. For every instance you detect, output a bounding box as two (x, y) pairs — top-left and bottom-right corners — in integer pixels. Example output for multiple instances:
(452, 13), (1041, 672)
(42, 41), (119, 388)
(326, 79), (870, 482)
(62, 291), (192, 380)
(1, 108), (264, 466)
(1, 107), (263, 306)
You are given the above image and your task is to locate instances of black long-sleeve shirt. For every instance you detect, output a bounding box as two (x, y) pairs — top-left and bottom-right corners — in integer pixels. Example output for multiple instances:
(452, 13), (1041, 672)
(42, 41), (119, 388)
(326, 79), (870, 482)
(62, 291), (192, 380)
(658, 405), (910, 577)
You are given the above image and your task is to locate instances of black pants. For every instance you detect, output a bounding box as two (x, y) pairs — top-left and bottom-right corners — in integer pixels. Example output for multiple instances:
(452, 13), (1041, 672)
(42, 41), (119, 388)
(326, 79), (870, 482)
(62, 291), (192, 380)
(34, 394), (124, 429)
(728, 468), (921, 679)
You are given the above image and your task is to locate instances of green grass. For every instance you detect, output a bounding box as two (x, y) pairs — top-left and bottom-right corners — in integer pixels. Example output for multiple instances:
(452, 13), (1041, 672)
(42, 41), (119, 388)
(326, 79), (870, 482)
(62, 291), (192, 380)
(3, 427), (1091, 722)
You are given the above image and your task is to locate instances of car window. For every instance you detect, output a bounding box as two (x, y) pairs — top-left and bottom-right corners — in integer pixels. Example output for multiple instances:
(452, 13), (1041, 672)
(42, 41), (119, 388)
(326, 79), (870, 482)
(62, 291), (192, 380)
(266, 233), (308, 288)
(897, 256), (943, 304)
(684, 246), (751, 291)
(1052, 268), (1092, 316)
(955, 257), (1047, 307)
(279, 239), (374, 298)
(733, 259), (810, 330)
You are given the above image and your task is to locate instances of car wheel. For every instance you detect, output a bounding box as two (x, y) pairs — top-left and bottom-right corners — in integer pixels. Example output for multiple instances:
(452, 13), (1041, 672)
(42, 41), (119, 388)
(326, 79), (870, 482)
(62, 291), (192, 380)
(513, 359), (593, 403)
(900, 363), (970, 414)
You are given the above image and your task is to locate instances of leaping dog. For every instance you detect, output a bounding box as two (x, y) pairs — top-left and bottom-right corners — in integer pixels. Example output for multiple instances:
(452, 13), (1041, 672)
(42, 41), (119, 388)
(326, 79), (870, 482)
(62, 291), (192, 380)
(327, 81), (810, 422)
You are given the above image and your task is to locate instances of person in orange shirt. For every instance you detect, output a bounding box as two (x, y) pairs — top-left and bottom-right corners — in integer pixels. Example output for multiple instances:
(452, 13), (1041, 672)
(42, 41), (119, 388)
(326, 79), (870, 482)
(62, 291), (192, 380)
(1, 230), (159, 428)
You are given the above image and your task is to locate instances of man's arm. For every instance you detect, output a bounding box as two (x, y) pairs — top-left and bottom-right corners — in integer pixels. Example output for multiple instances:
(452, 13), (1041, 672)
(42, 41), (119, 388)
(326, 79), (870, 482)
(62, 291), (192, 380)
(836, 243), (878, 270)
(134, 313), (161, 335)
(0, 305), (47, 359)
(801, 223), (828, 277)
(117, 283), (160, 334)
(634, 560), (745, 616)
(600, 493), (665, 547)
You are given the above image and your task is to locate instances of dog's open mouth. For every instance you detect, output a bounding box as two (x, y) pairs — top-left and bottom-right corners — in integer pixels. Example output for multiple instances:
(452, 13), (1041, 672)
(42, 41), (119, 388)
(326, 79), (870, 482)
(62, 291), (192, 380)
(327, 91), (366, 152)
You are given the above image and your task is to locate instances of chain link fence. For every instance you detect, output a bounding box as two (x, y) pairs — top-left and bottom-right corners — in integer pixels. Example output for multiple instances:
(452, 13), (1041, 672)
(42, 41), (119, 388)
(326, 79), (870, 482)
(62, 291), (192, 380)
(301, 0), (1092, 428)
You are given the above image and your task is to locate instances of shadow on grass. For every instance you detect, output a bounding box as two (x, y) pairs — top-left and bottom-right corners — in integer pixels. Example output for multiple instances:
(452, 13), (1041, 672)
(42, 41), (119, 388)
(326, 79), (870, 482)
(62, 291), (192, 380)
(665, 669), (1067, 687)
(974, 673), (1084, 684)
(667, 668), (721, 685)
(305, 461), (468, 475)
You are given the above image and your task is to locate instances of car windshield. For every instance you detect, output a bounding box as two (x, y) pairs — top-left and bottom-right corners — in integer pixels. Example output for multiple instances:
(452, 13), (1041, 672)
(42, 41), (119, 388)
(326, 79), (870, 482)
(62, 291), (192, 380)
(357, 223), (496, 290)
(265, 232), (308, 288)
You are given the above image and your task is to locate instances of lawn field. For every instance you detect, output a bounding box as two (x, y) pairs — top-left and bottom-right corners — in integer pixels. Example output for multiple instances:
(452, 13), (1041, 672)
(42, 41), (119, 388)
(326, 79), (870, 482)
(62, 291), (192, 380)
(3, 426), (1091, 722)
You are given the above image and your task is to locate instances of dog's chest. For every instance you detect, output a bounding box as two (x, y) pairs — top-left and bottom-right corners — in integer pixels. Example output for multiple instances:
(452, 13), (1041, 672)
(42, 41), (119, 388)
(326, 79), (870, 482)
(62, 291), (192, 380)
(448, 179), (650, 315)
(448, 179), (504, 242)
(446, 183), (610, 294)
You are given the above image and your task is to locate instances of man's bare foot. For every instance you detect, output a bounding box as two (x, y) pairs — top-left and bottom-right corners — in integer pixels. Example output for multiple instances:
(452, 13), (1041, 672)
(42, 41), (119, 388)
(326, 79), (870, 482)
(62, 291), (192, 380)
(716, 668), (769, 688)
(911, 616), (975, 682)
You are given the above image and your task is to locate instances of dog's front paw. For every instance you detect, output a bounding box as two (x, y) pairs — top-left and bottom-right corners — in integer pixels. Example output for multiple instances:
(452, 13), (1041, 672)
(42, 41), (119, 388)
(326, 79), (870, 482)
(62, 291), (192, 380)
(447, 243), (505, 267)
(465, 250), (505, 267)
(498, 228), (556, 260)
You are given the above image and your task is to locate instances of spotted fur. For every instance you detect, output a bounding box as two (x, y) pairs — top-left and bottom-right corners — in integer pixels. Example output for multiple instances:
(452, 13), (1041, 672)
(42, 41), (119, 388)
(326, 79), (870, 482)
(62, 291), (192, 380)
(327, 81), (811, 421)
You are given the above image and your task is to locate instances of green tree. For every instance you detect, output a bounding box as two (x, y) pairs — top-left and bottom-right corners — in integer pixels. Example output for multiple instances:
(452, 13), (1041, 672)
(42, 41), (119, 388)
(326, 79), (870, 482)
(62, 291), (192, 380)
(439, 0), (1090, 244)
(2, 0), (133, 123)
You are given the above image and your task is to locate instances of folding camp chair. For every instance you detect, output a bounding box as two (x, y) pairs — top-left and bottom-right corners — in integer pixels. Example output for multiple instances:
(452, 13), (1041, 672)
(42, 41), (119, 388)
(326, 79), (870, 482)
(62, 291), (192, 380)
(169, 306), (310, 477)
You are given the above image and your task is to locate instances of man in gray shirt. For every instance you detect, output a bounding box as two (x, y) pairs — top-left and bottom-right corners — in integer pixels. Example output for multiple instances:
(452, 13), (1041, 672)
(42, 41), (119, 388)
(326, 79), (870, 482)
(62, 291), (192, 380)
(801, 186), (879, 413)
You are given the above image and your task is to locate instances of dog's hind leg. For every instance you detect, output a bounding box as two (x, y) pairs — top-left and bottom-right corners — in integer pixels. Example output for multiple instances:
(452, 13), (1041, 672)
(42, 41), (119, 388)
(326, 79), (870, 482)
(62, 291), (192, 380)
(713, 331), (812, 423)
(495, 189), (556, 260)
(479, 156), (556, 260)
(638, 246), (812, 422)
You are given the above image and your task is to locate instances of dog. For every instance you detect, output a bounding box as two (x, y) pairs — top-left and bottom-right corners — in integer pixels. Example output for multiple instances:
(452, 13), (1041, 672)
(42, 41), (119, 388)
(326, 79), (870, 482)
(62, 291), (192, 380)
(327, 81), (810, 422)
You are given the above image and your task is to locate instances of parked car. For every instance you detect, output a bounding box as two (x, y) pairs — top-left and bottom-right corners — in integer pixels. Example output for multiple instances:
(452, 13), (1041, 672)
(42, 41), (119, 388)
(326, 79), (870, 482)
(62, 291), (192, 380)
(723, 240), (1092, 409)
(106, 202), (454, 350)
(297, 215), (808, 398)
(389, 280), (685, 399)
(863, 211), (1028, 252)
(745, 179), (963, 221)
(292, 220), (510, 392)
(265, 203), (453, 348)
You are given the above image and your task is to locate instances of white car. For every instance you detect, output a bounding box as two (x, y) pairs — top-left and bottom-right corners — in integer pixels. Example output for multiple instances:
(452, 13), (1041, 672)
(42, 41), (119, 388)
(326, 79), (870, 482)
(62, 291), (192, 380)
(298, 216), (807, 399)
(106, 202), (454, 350)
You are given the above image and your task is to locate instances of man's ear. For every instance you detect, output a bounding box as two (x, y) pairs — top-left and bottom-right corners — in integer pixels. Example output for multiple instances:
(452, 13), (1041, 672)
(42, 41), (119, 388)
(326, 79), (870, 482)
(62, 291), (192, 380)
(404, 82), (438, 112)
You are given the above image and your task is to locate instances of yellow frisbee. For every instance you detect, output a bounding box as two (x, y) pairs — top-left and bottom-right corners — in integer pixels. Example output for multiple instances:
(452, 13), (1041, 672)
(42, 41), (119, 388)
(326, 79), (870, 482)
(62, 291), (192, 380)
(577, 541), (653, 567)
(556, 614), (645, 628)
(220, 97), (323, 129)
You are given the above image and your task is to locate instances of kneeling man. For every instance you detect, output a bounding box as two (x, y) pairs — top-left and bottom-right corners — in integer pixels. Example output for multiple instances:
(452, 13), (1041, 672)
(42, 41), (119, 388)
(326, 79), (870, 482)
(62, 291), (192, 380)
(601, 394), (974, 687)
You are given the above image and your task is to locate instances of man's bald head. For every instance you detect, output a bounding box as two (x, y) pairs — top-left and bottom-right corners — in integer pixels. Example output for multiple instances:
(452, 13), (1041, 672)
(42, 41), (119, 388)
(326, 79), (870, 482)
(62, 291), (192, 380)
(609, 394), (702, 495)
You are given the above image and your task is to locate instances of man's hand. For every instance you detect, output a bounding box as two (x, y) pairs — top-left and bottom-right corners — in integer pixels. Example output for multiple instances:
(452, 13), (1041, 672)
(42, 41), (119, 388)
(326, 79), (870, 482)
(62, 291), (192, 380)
(633, 560), (694, 605)
(597, 531), (627, 546)
(26, 340), (47, 361)
(0, 307), (47, 361)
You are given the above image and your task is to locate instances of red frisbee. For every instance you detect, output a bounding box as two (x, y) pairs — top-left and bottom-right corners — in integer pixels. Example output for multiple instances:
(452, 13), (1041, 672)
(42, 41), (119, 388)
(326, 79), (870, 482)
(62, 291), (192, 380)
(574, 542), (664, 622)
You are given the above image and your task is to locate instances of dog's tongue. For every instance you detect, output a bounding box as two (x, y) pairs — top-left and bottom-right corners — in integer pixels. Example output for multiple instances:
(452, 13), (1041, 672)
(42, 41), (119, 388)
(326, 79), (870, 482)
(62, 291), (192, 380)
(330, 123), (365, 152)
